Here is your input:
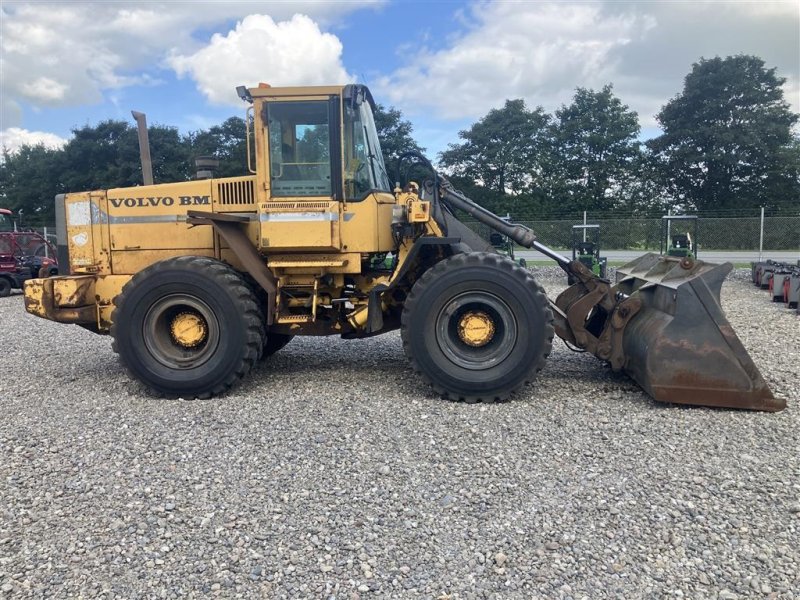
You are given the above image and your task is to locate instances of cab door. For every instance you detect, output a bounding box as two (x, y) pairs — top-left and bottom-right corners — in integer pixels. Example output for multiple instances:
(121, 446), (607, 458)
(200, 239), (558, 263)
(258, 96), (343, 252)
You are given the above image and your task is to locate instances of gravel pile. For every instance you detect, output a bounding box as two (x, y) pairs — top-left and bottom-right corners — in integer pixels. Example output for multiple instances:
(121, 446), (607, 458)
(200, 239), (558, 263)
(1, 269), (798, 599)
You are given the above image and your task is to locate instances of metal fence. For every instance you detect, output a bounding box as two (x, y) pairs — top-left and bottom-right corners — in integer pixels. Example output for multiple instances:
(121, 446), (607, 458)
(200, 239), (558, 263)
(11, 211), (800, 259)
(464, 212), (800, 256)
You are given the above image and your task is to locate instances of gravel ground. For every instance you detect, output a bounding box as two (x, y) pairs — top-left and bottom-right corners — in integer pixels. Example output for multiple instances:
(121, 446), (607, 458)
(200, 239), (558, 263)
(1, 268), (798, 599)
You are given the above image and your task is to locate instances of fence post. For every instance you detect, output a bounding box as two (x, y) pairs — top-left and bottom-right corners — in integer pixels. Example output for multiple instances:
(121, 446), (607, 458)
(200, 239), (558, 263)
(43, 227), (49, 258)
(666, 209), (671, 252)
(758, 206), (764, 261)
(583, 210), (587, 242)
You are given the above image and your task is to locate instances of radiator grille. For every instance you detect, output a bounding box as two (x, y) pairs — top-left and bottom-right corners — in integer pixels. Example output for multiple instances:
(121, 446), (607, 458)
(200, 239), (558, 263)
(217, 179), (255, 205)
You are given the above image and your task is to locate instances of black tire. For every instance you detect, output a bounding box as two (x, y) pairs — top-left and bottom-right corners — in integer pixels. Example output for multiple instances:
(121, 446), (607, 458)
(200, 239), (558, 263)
(0, 277), (11, 298)
(401, 252), (553, 403)
(111, 256), (265, 398)
(262, 333), (294, 358)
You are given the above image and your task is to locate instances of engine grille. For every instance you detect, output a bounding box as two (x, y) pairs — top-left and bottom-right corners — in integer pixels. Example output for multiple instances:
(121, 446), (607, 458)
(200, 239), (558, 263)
(217, 179), (255, 205)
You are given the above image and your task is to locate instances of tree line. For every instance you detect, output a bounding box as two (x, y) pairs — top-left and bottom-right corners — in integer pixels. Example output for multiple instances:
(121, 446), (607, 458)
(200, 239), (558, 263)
(1, 54), (797, 226)
(440, 55), (799, 219)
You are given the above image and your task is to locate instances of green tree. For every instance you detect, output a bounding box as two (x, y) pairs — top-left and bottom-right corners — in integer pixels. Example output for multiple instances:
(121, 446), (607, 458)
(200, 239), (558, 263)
(648, 55), (799, 213)
(147, 125), (193, 183)
(187, 116), (249, 178)
(0, 144), (65, 223)
(60, 120), (193, 190)
(59, 120), (141, 192)
(549, 85), (642, 212)
(439, 99), (551, 195)
(372, 104), (425, 182)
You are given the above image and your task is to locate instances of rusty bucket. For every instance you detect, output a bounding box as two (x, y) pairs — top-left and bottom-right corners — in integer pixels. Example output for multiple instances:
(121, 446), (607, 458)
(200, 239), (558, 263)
(615, 253), (785, 412)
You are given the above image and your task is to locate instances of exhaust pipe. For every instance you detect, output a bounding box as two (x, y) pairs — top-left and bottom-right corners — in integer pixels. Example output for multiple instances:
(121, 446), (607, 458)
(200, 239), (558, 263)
(131, 111), (154, 186)
(195, 156), (219, 180)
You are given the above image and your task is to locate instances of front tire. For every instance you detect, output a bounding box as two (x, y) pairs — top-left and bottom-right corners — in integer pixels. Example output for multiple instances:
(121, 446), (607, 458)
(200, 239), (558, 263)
(111, 256), (265, 398)
(0, 277), (11, 297)
(401, 252), (553, 403)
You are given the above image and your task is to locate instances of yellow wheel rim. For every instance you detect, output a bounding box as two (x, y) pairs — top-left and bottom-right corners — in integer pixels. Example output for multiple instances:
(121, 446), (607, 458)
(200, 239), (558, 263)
(170, 312), (207, 348)
(457, 311), (496, 347)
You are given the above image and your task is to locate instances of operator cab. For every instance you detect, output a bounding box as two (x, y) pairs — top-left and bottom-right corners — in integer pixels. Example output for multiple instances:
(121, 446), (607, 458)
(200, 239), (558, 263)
(667, 232), (694, 258)
(671, 233), (692, 250)
(257, 84), (391, 201)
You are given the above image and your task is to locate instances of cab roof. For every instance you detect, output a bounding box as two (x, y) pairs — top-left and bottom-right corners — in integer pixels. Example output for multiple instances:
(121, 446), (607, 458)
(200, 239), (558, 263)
(248, 84), (346, 98)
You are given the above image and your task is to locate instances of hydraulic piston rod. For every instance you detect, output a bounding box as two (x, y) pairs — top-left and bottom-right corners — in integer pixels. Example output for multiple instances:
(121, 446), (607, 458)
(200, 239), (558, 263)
(440, 182), (572, 268)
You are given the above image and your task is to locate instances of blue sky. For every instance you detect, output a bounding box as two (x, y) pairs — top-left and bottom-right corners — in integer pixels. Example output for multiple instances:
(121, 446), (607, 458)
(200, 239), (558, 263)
(2, 1), (798, 160)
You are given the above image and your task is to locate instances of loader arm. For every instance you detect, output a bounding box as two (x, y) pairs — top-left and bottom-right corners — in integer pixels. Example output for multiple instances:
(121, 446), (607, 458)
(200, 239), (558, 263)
(436, 178), (783, 412)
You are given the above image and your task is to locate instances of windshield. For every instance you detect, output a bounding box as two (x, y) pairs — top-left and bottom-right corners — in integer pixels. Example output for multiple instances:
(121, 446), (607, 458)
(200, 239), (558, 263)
(343, 90), (391, 199)
(0, 213), (12, 232)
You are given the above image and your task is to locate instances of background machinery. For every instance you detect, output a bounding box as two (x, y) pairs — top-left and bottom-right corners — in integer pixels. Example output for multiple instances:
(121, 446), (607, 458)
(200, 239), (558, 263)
(751, 259), (800, 315)
(0, 209), (58, 297)
(661, 214), (698, 259)
(568, 224), (606, 285)
(21, 84), (783, 411)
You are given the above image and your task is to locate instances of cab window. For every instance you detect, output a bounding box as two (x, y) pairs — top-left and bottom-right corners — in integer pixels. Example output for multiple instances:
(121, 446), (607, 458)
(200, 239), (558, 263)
(343, 92), (391, 200)
(267, 101), (332, 197)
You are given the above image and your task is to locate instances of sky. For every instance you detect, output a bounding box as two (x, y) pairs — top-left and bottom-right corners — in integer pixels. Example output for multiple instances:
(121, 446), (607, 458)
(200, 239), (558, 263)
(1, 0), (798, 160)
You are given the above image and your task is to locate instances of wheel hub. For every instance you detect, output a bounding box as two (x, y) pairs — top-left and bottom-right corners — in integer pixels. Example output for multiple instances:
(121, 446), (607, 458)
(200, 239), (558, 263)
(457, 311), (496, 347)
(170, 312), (207, 348)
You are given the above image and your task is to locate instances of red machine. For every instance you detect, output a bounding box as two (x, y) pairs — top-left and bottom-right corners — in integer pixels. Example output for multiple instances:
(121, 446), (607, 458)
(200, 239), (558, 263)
(0, 209), (58, 297)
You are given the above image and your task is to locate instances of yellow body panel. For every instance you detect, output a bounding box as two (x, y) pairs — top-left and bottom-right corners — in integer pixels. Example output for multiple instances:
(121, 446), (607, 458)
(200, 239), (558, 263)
(259, 199), (340, 251)
(107, 180), (216, 260)
(64, 191), (111, 273)
(340, 193), (396, 253)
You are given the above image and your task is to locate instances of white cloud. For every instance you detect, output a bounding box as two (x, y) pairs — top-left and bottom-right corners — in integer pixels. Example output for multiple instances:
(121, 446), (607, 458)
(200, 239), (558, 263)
(169, 14), (354, 106)
(375, 1), (799, 129)
(20, 77), (69, 102)
(0, 127), (68, 153)
(0, 1), (378, 124)
(375, 3), (652, 120)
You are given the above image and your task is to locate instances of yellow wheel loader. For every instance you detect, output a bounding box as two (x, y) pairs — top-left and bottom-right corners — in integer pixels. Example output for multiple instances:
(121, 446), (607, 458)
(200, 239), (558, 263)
(23, 83), (784, 411)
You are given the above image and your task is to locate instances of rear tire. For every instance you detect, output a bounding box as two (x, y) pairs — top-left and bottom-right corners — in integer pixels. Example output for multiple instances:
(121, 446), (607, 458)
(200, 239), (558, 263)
(401, 252), (553, 403)
(0, 277), (11, 297)
(111, 256), (265, 398)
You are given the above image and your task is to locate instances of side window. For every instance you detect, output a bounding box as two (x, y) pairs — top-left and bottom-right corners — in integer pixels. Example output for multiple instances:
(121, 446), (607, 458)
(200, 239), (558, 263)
(344, 103), (372, 197)
(267, 101), (332, 197)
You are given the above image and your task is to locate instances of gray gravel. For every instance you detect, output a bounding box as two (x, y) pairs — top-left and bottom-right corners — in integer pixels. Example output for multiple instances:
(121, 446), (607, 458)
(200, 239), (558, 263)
(1, 269), (798, 599)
